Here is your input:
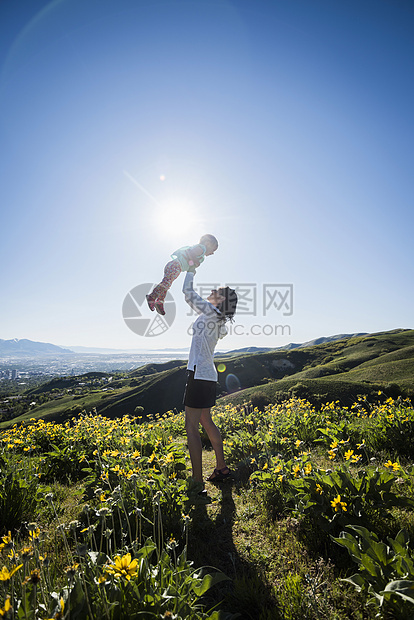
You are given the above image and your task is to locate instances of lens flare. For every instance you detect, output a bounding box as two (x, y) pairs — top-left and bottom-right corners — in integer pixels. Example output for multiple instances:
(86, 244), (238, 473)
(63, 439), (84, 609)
(217, 363), (226, 373)
(225, 373), (241, 392)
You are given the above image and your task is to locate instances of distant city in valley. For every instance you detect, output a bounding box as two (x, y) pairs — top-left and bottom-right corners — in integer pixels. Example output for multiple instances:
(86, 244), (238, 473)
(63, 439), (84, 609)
(0, 352), (190, 385)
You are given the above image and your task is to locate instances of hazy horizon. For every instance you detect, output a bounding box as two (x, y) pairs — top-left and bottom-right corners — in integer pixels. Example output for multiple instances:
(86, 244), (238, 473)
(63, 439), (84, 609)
(1, 329), (388, 356)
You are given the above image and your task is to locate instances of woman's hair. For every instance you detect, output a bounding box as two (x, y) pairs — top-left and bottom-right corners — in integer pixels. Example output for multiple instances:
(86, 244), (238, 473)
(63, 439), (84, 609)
(216, 287), (238, 322)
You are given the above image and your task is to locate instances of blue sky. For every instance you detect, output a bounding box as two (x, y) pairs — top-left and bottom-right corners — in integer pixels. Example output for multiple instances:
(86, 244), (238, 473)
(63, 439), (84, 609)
(1, 0), (413, 351)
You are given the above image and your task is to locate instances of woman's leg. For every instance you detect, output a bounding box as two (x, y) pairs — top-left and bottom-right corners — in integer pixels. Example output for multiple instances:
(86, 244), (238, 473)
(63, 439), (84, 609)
(200, 408), (227, 471)
(185, 406), (203, 483)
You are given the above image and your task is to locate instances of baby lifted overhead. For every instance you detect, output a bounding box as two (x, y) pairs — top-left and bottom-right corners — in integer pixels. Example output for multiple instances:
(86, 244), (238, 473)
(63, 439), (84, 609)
(146, 234), (218, 315)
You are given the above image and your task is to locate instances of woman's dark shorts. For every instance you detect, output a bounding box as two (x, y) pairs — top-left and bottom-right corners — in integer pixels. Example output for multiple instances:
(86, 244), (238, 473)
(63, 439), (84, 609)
(183, 369), (217, 408)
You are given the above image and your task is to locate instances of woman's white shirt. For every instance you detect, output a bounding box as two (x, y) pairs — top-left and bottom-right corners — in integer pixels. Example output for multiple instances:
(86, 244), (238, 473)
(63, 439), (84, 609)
(182, 272), (227, 381)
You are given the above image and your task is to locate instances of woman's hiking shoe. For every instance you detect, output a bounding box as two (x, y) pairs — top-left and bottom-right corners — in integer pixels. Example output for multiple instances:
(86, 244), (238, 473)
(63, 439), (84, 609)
(207, 467), (232, 482)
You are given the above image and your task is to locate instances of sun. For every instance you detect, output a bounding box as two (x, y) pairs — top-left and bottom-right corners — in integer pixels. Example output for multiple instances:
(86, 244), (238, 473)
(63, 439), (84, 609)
(154, 202), (198, 238)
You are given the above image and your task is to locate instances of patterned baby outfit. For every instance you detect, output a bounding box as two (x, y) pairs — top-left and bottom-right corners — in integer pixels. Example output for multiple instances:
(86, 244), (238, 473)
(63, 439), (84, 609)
(147, 259), (182, 303)
(171, 245), (206, 271)
(147, 244), (207, 303)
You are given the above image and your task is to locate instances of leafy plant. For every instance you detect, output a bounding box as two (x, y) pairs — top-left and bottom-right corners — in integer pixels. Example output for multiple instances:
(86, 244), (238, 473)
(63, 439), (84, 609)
(365, 402), (414, 459)
(0, 456), (50, 532)
(251, 462), (413, 534)
(333, 525), (414, 618)
(0, 535), (233, 619)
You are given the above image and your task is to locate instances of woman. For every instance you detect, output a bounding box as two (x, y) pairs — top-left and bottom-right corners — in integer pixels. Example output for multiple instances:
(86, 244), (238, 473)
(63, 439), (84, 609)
(182, 270), (238, 492)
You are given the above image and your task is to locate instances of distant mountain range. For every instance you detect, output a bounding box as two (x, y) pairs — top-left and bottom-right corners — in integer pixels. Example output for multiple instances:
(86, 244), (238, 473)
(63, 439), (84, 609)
(220, 333), (368, 356)
(0, 339), (73, 356)
(1, 334), (368, 359)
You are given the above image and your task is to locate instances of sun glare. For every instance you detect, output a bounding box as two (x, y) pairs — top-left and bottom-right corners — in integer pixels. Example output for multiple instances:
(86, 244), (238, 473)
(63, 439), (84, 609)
(155, 203), (197, 238)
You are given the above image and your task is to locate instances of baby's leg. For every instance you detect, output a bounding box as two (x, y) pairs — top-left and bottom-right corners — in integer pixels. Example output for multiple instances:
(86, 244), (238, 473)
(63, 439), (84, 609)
(150, 260), (181, 302)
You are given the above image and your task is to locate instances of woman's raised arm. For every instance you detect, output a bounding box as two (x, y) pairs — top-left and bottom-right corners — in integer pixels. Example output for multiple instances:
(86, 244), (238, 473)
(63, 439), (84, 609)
(182, 272), (220, 316)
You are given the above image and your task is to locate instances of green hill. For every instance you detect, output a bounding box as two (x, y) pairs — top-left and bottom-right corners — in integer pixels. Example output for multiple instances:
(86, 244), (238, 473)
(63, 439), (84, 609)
(220, 329), (414, 407)
(1, 328), (413, 428)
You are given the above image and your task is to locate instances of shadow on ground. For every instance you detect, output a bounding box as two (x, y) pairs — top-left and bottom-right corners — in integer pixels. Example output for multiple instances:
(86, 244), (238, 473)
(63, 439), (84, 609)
(188, 479), (280, 620)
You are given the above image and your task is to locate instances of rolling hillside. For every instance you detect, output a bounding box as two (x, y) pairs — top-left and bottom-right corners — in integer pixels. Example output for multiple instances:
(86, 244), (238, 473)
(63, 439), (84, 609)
(220, 329), (414, 407)
(1, 329), (413, 427)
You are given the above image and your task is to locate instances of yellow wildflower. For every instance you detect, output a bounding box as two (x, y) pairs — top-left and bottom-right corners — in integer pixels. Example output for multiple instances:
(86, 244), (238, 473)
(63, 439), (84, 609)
(0, 533), (12, 552)
(304, 462), (312, 475)
(20, 547), (33, 562)
(65, 563), (79, 577)
(0, 597), (12, 617)
(0, 564), (23, 581)
(330, 494), (347, 512)
(28, 528), (40, 542)
(384, 460), (400, 472)
(106, 553), (138, 580)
